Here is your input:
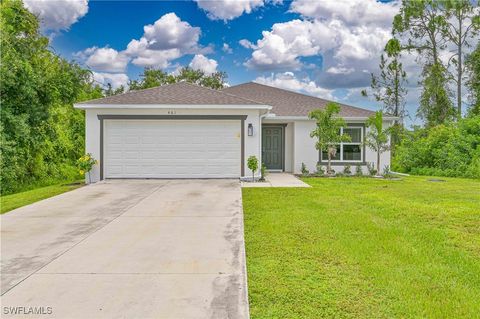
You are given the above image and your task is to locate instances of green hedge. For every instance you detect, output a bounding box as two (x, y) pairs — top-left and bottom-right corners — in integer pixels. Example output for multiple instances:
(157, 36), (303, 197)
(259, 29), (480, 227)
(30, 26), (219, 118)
(393, 116), (480, 178)
(0, 0), (102, 195)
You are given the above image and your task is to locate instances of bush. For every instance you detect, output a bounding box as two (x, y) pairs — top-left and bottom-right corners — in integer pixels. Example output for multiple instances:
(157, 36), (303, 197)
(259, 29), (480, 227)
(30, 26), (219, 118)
(355, 164), (363, 176)
(343, 165), (351, 175)
(393, 116), (480, 178)
(260, 163), (267, 182)
(301, 163), (309, 176)
(316, 163), (325, 176)
(247, 156), (259, 181)
(367, 162), (377, 176)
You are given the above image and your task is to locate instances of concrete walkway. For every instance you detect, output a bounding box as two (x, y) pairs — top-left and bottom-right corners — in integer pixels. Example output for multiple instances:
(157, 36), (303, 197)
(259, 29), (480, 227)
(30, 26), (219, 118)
(241, 173), (310, 188)
(1, 180), (248, 319)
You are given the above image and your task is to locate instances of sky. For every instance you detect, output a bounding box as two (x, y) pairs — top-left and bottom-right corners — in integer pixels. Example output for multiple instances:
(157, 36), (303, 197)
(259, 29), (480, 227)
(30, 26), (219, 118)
(24, 0), (427, 125)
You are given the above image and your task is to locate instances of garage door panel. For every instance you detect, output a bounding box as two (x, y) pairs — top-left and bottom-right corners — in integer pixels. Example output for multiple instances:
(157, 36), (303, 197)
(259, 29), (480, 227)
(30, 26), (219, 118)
(104, 120), (241, 178)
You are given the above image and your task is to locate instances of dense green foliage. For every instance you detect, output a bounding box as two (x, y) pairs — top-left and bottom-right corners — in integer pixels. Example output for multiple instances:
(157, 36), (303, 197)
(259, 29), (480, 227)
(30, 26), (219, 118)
(128, 67), (227, 90)
(393, 116), (480, 178)
(466, 42), (480, 115)
(0, 0), (102, 195)
(243, 176), (480, 318)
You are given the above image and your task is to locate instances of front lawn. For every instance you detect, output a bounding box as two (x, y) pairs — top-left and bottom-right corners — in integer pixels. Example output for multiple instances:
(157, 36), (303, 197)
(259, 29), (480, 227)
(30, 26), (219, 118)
(242, 176), (480, 318)
(0, 182), (83, 214)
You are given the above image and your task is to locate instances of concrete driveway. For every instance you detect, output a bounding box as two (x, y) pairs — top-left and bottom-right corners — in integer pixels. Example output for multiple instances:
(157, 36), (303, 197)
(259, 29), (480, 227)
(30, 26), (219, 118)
(1, 180), (248, 319)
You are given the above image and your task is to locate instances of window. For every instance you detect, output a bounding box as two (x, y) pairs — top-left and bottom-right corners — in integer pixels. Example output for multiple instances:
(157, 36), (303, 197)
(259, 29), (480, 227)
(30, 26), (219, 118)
(321, 126), (363, 162)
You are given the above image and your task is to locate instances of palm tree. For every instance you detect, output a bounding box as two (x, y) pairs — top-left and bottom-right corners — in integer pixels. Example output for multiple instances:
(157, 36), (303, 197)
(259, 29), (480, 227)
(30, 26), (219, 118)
(309, 103), (350, 175)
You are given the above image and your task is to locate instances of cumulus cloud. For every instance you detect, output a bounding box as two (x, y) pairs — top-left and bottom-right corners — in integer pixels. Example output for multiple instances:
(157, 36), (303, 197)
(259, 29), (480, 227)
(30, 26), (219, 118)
(77, 47), (130, 73)
(24, 0), (88, 31)
(194, 0), (265, 21)
(239, 39), (257, 49)
(92, 72), (129, 89)
(222, 43), (233, 53)
(290, 0), (399, 27)
(245, 19), (337, 70)
(255, 72), (334, 100)
(189, 54), (218, 74)
(243, 0), (401, 89)
(125, 13), (202, 68)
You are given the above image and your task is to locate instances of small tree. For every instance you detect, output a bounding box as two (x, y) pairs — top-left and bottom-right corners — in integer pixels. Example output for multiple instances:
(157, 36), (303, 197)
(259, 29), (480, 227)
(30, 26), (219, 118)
(365, 111), (390, 176)
(309, 102), (350, 175)
(247, 156), (259, 182)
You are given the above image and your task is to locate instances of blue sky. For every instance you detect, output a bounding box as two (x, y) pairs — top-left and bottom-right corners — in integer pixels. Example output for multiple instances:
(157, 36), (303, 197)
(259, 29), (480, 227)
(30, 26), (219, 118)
(25, 0), (423, 124)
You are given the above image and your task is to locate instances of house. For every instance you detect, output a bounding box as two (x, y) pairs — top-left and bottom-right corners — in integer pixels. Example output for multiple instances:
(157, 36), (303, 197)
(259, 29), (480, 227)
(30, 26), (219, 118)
(74, 81), (395, 182)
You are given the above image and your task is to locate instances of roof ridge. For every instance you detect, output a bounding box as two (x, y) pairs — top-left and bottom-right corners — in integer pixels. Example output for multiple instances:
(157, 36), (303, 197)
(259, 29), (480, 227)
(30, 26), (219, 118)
(78, 81), (264, 105)
(233, 81), (374, 114)
(78, 82), (181, 104)
(182, 81), (265, 105)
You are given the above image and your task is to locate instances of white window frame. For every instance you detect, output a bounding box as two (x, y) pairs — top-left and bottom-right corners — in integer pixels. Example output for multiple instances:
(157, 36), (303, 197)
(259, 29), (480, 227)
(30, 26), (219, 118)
(321, 126), (363, 163)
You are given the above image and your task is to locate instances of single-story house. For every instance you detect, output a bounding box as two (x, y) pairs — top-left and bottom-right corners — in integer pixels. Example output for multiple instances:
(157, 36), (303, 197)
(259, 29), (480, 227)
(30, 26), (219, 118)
(74, 81), (395, 182)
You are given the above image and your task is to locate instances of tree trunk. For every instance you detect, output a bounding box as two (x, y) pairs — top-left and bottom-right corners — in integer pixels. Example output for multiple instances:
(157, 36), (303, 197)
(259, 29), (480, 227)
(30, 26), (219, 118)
(327, 148), (332, 175)
(457, 16), (463, 120)
(377, 149), (381, 176)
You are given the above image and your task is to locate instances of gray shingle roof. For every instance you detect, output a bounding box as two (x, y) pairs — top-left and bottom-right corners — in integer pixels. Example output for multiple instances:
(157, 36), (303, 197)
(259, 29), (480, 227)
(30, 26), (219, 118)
(222, 82), (374, 117)
(77, 81), (263, 105)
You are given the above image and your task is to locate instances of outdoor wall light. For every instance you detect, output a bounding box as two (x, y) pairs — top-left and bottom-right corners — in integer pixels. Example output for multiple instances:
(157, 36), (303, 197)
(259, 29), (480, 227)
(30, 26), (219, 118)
(248, 123), (254, 136)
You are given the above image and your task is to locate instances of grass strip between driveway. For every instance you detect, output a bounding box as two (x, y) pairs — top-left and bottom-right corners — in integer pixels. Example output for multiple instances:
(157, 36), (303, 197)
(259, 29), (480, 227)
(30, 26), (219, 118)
(242, 176), (480, 318)
(1, 181), (84, 214)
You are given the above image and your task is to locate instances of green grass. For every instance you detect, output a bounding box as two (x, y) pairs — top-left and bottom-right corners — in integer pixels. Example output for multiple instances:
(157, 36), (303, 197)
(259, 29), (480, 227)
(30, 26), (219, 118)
(0, 181), (84, 214)
(242, 176), (480, 318)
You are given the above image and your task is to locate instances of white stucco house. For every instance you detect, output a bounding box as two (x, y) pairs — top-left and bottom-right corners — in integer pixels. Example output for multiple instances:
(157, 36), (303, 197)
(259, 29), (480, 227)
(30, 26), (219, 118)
(74, 81), (395, 183)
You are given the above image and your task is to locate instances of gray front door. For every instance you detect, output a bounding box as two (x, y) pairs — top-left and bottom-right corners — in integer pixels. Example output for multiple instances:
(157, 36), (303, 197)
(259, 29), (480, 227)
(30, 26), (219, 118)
(262, 126), (283, 170)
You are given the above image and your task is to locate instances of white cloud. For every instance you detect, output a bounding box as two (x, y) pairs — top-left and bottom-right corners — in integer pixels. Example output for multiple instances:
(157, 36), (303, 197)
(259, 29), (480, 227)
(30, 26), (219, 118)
(245, 19), (337, 70)
(24, 0), (88, 31)
(239, 39), (257, 49)
(222, 43), (233, 53)
(326, 66), (354, 75)
(244, 0), (401, 89)
(290, 0), (399, 27)
(78, 47), (130, 73)
(255, 72), (334, 100)
(92, 72), (129, 89)
(194, 0), (265, 21)
(125, 13), (202, 68)
(189, 54), (218, 74)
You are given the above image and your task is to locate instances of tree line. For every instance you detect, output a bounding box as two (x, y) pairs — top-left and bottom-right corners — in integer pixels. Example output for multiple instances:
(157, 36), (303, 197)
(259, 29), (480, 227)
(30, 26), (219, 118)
(363, 0), (479, 178)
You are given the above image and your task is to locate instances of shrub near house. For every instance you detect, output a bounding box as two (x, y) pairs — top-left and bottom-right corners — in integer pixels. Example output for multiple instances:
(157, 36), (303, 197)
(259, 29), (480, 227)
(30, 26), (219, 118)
(393, 116), (480, 178)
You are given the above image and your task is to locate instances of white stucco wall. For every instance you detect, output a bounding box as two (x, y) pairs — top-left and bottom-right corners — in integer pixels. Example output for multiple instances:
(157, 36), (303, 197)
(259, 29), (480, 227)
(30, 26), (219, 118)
(292, 120), (318, 174)
(84, 107), (262, 183)
(284, 123), (294, 172)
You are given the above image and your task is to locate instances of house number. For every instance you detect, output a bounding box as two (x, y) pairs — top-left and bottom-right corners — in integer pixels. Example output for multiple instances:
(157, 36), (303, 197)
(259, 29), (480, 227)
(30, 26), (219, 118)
(167, 110), (176, 115)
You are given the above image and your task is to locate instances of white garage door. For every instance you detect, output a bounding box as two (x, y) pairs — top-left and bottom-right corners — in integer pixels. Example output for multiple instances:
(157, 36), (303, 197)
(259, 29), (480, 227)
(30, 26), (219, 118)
(104, 120), (241, 178)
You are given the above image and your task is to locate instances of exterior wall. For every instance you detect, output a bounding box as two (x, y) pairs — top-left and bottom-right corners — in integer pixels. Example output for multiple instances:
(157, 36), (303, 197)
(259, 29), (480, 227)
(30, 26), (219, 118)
(284, 123), (294, 172)
(286, 119), (393, 175)
(85, 107), (262, 183)
(292, 120), (318, 174)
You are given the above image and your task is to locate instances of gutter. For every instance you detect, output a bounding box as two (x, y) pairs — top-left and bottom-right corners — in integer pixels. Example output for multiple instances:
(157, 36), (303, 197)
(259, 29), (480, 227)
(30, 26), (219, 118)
(262, 115), (399, 121)
(73, 104), (272, 110)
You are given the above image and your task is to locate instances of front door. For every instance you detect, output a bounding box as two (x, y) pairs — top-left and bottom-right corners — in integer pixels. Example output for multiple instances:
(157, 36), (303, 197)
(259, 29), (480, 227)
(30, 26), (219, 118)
(262, 126), (283, 170)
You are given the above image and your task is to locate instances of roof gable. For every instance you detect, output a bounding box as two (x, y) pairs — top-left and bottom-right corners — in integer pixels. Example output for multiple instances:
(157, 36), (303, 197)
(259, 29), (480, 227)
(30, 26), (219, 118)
(77, 81), (262, 106)
(222, 82), (374, 117)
